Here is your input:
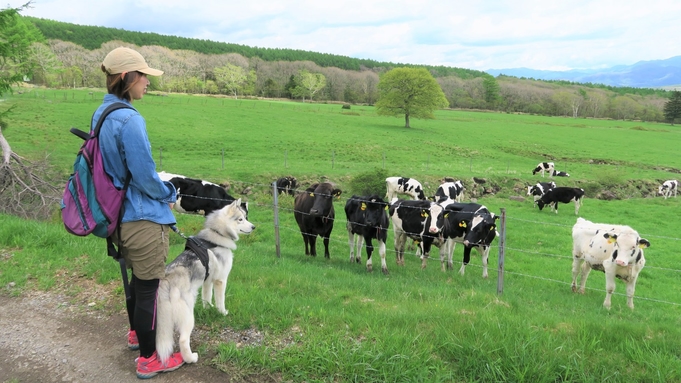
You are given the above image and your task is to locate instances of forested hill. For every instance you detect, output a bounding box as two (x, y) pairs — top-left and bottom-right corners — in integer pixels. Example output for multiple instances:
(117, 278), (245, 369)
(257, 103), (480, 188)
(26, 16), (486, 79)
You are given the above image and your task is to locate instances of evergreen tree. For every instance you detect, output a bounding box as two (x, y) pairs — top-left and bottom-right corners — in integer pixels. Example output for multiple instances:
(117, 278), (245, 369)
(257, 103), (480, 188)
(663, 90), (681, 125)
(482, 75), (501, 108)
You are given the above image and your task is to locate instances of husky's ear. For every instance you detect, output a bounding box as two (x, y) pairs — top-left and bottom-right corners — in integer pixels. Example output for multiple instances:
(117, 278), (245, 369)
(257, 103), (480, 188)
(232, 198), (242, 208)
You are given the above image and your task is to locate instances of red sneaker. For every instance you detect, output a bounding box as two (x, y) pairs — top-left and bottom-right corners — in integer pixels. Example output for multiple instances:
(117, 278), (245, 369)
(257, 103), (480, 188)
(127, 330), (139, 350)
(136, 351), (184, 379)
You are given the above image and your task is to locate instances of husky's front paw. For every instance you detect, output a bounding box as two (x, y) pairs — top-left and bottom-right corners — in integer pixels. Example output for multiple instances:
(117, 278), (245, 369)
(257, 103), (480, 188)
(217, 308), (229, 315)
(202, 300), (213, 309)
(185, 352), (199, 364)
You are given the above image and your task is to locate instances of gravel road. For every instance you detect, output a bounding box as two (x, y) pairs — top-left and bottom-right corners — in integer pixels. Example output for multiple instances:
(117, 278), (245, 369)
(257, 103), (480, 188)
(0, 291), (234, 383)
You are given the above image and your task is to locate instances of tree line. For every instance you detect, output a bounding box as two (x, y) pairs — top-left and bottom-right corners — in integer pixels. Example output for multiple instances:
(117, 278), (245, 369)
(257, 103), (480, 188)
(16, 15), (679, 123)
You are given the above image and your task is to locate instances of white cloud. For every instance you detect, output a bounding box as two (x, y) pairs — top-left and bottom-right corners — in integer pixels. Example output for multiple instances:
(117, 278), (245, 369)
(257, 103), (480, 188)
(9, 0), (681, 71)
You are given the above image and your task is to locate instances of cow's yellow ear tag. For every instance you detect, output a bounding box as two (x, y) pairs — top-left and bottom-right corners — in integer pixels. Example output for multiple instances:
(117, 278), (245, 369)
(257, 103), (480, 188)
(459, 221), (467, 228)
(361, 203), (367, 211)
(421, 211), (429, 217)
(309, 193), (314, 197)
(607, 237), (616, 244)
(444, 213), (449, 218)
(385, 205), (389, 211)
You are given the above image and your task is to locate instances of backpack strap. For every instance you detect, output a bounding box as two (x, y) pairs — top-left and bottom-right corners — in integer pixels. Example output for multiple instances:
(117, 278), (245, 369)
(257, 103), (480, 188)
(89, 102), (136, 328)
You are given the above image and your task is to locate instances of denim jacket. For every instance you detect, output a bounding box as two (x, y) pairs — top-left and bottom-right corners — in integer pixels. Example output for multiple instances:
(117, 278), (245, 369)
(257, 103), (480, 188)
(95, 94), (176, 225)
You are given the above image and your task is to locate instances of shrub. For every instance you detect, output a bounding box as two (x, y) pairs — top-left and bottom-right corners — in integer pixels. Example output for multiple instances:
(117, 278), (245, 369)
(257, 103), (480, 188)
(348, 168), (389, 196)
(341, 103), (351, 109)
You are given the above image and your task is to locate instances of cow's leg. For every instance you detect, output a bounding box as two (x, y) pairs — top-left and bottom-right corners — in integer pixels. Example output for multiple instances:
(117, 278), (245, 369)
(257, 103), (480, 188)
(364, 236), (373, 272)
(347, 225), (355, 262)
(308, 235), (317, 257)
(458, 246), (472, 276)
(322, 236), (331, 258)
(356, 236), (364, 264)
(571, 257), (582, 292)
(625, 277), (639, 310)
(448, 240), (456, 270)
(480, 246), (489, 279)
(578, 262), (592, 294)
(302, 233), (311, 256)
(438, 241), (448, 272)
(378, 240), (388, 275)
(420, 242), (428, 269)
(394, 233), (405, 266)
(603, 270), (616, 310)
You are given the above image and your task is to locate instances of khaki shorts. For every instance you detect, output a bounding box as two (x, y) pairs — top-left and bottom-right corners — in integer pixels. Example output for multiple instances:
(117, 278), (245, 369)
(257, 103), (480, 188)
(111, 221), (169, 280)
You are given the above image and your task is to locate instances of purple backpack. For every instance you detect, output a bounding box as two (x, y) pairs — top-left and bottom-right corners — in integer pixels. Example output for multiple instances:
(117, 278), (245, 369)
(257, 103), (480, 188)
(61, 103), (132, 238)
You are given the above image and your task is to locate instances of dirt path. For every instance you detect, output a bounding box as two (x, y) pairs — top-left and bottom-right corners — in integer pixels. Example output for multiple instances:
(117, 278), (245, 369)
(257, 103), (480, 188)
(0, 291), (235, 383)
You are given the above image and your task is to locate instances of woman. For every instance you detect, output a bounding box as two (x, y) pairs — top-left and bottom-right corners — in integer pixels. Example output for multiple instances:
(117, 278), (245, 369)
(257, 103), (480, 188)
(98, 47), (183, 379)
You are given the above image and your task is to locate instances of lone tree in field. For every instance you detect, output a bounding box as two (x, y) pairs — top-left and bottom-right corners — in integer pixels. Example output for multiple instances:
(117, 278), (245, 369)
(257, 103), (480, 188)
(663, 90), (681, 125)
(375, 67), (448, 128)
(0, 3), (60, 219)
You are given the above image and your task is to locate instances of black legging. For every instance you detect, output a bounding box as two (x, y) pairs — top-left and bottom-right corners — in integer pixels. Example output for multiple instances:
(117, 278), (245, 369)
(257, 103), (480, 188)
(126, 274), (159, 358)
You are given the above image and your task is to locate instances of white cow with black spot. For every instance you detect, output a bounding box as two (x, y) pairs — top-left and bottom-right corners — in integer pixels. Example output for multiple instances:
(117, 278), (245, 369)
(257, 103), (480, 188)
(571, 218), (650, 310)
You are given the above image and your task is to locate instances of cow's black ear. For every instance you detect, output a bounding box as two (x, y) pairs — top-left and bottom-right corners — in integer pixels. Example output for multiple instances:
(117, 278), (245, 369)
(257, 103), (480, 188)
(638, 238), (650, 248)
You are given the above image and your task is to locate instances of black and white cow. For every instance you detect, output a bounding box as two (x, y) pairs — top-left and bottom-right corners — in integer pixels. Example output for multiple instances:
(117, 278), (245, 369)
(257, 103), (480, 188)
(294, 183), (342, 258)
(658, 180), (678, 199)
(526, 181), (556, 207)
(571, 218), (650, 310)
(532, 162), (555, 177)
(388, 199), (444, 268)
(433, 202), (498, 278)
(536, 187), (585, 215)
(167, 176), (248, 217)
(275, 176), (298, 196)
(433, 181), (464, 203)
(345, 195), (390, 274)
(550, 169), (570, 177)
(385, 177), (426, 200)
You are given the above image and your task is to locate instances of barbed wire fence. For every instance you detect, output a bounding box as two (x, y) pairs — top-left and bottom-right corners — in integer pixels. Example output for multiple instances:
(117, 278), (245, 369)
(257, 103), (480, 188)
(170, 179), (681, 310)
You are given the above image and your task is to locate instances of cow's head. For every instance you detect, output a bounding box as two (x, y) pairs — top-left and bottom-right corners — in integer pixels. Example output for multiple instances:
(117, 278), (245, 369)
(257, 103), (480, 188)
(415, 187), (426, 201)
(536, 199), (547, 210)
(463, 212), (498, 247)
(360, 195), (388, 228)
(658, 183), (669, 195)
(604, 232), (650, 267)
(427, 203), (445, 234)
(309, 183), (342, 217)
(532, 166), (542, 175)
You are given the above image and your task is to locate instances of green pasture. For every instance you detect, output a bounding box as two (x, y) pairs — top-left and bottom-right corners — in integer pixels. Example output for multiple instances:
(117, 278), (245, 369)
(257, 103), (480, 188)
(2, 88), (681, 382)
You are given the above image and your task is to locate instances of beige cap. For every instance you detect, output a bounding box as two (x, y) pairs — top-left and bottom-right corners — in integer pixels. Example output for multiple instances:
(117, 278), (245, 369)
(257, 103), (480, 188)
(102, 47), (163, 76)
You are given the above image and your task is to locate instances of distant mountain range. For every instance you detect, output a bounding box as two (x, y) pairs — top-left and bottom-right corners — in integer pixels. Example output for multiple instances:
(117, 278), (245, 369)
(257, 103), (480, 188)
(486, 56), (681, 89)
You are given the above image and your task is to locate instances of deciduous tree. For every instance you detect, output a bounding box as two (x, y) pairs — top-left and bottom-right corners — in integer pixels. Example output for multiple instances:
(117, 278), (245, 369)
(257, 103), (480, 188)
(214, 63), (247, 98)
(375, 67), (448, 128)
(0, 3), (60, 219)
(292, 70), (326, 102)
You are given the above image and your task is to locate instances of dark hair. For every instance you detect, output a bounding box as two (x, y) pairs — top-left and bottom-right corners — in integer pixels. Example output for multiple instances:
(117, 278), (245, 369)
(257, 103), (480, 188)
(101, 66), (143, 101)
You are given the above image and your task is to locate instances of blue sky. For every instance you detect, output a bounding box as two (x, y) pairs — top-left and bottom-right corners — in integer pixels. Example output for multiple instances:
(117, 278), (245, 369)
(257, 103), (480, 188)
(11, 0), (681, 71)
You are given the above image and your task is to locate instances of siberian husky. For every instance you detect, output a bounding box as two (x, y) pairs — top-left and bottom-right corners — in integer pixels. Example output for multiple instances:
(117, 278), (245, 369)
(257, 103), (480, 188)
(156, 199), (255, 364)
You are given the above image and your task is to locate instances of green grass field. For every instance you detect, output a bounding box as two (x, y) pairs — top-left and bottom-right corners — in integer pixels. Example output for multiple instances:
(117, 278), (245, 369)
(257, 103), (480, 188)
(2, 88), (681, 382)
